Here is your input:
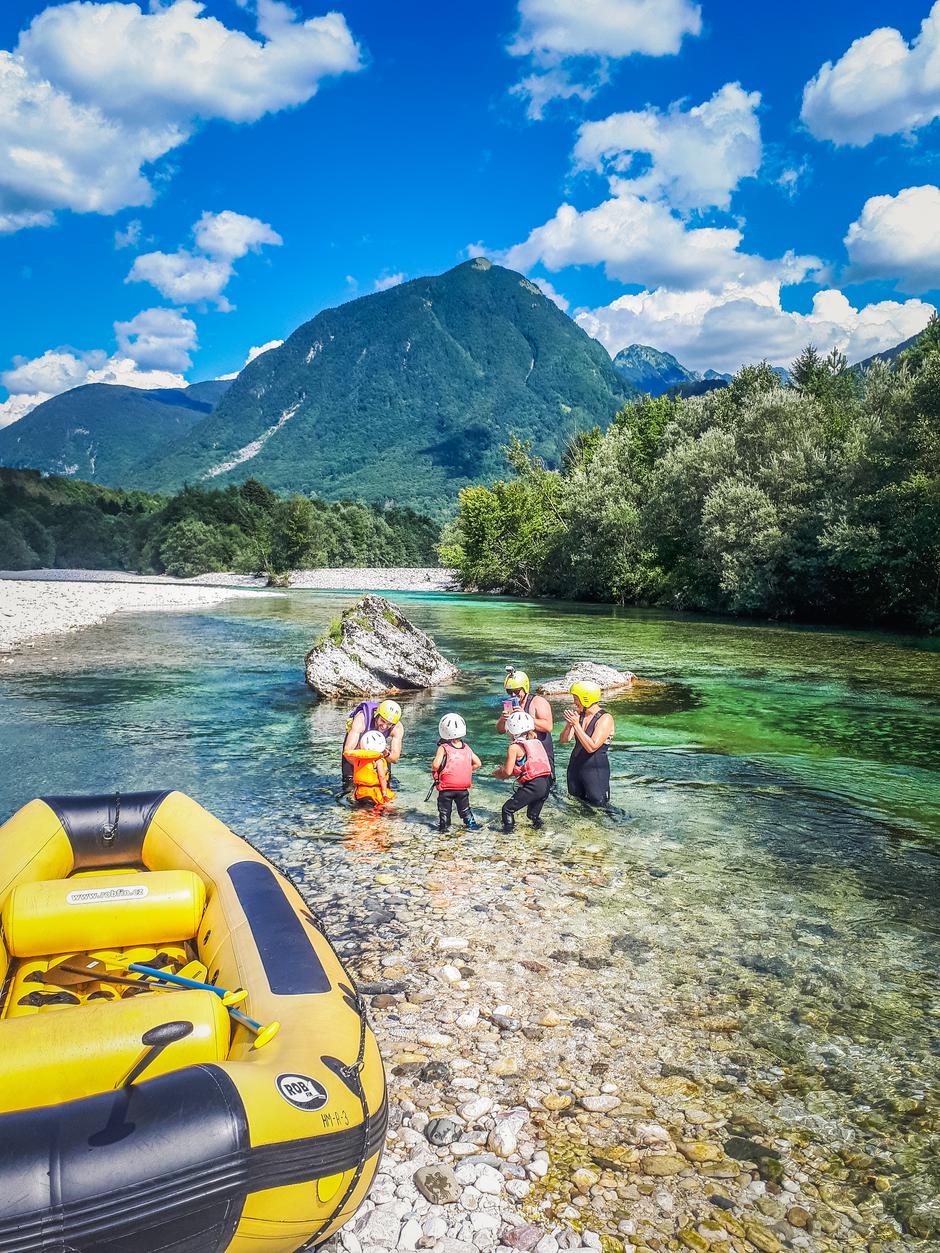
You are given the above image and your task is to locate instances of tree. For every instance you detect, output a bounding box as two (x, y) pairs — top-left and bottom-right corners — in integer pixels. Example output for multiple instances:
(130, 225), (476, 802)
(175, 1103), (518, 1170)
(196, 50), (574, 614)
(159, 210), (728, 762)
(159, 519), (236, 578)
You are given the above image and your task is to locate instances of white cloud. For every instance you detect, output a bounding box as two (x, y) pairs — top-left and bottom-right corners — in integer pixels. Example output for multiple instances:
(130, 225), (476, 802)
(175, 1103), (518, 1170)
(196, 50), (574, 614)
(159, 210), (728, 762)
(801, 3), (940, 146)
(114, 308), (198, 373)
(573, 83), (762, 212)
(576, 282), (935, 374)
(532, 277), (570, 311)
(844, 185), (940, 291)
(219, 338), (284, 379)
(374, 271), (405, 291)
(0, 327), (191, 428)
(0, 0), (362, 231)
(114, 218), (142, 250)
(498, 190), (819, 292)
(127, 210), (282, 310)
(509, 0), (701, 118)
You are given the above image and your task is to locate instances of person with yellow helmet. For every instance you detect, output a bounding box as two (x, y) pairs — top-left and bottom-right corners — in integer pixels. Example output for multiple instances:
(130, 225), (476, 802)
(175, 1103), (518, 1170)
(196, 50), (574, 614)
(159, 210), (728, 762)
(560, 679), (614, 806)
(496, 666), (555, 781)
(341, 699), (404, 792)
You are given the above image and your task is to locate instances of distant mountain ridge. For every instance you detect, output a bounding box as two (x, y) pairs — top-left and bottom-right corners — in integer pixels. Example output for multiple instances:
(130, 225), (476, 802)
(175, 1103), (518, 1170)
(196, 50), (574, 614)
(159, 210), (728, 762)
(0, 380), (231, 484)
(134, 259), (633, 514)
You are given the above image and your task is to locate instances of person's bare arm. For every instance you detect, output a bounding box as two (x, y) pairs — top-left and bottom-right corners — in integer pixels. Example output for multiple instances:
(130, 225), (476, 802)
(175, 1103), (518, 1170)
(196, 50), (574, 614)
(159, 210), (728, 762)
(529, 694), (553, 734)
(385, 724), (404, 764)
(431, 745), (445, 777)
(494, 744), (521, 779)
(560, 712), (576, 745)
(571, 712), (613, 752)
(470, 750), (482, 770)
(342, 711), (365, 756)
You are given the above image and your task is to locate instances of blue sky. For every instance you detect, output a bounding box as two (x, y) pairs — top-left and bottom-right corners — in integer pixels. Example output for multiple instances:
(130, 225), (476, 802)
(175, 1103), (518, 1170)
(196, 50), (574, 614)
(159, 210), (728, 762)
(2, 0), (939, 422)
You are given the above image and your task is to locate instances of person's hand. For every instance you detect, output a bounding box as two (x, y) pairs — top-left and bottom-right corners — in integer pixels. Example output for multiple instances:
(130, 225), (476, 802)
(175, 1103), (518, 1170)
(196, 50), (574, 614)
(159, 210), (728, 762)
(563, 708), (578, 725)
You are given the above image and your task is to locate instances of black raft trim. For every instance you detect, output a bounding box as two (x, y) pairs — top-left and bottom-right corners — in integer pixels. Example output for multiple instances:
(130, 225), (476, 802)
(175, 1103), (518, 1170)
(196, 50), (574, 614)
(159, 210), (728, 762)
(228, 860), (331, 995)
(41, 789), (172, 871)
(0, 1071), (388, 1253)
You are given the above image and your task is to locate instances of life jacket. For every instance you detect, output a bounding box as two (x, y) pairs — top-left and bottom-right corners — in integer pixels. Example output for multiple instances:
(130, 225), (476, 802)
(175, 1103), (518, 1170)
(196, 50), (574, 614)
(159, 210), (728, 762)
(344, 748), (394, 803)
(513, 736), (552, 782)
(345, 700), (381, 734)
(438, 741), (473, 790)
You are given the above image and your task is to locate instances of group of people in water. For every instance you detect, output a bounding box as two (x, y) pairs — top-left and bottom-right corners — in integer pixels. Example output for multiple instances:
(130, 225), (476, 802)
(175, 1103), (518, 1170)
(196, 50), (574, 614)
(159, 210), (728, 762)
(341, 667), (615, 832)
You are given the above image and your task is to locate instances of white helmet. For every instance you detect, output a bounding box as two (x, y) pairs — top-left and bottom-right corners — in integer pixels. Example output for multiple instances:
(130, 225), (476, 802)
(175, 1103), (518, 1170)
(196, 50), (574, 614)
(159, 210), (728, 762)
(505, 710), (534, 738)
(439, 713), (466, 740)
(359, 730), (387, 754)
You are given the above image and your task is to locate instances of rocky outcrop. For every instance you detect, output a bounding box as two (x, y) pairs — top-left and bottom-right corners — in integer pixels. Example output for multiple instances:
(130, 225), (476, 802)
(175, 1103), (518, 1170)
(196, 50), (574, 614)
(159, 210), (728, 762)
(305, 594), (459, 697)
(537, 662), (636, 699)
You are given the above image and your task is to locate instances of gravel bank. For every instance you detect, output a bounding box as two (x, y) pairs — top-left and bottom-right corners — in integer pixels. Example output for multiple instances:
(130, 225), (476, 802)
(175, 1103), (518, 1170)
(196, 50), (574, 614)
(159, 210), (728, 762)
(0, 577), (262, 653)
(2, 567), (458, 592)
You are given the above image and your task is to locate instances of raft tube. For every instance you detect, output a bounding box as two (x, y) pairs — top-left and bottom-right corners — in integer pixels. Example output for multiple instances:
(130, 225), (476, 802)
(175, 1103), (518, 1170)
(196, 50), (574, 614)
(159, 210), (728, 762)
(0, 790), (386, 1252)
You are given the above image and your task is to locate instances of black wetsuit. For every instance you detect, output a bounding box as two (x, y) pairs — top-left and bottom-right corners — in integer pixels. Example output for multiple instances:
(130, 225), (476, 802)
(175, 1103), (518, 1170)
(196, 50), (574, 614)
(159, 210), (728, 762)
(566, 708), (611, 806)
(502, 776), (551, 828)
(523, 693), (555, 779)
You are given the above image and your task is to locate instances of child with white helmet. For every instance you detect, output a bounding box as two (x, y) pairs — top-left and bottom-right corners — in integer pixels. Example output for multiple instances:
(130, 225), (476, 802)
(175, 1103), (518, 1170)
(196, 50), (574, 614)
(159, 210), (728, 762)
(431, 713), (482, 833)
(494, 709), (552, 831)
(343, 730), (395, 810)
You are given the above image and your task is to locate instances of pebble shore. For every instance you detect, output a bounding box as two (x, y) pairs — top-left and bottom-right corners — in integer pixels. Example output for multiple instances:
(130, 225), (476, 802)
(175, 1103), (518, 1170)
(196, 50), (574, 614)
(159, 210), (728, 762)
(285, 809), (934, 1253)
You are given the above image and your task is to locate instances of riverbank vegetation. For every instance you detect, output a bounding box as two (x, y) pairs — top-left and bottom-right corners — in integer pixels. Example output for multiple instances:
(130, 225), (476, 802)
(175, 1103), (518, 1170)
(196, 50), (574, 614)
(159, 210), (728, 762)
(0, 473), (439, 577)
(442, 317), (940, 631)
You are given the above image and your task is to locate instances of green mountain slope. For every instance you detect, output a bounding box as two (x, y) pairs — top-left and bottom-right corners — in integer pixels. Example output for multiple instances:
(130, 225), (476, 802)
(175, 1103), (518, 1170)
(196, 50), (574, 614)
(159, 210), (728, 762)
(137, 259), (633, 514)
(0, 381), (230, 484)
(612, 344), (698, 395)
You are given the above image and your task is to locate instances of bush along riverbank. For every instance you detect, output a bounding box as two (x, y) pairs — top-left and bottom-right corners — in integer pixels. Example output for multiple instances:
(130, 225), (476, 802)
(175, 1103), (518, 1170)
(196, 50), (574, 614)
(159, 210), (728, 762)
(442, 318), (940, 632)
(0, 470), (440, 579)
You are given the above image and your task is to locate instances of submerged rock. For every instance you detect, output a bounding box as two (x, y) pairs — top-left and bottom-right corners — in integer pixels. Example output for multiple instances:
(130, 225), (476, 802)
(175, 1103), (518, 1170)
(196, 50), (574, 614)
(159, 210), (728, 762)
(537, 662), (636, 699)
(304, 594), (459, 697)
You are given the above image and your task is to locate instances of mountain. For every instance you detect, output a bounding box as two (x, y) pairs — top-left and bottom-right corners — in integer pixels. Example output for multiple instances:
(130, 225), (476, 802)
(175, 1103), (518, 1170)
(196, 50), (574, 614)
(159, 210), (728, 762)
(136, 259), (633, 514)
(853, 332), (921, 372)
(612, 344), (698, 396)
(0, 380), (231, 485)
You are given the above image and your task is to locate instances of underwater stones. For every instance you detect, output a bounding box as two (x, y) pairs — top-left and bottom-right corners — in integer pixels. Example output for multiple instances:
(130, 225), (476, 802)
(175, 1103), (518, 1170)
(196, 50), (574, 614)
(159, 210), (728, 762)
(304, 594), (459, 697)
(579, 1094), (620, 1113)
(414, 1164), (462, 1205)
(537, 663), (636, 699)
(723, 1137), (781, 1165)
(742, 1221), (782, 1252)
(638, 1153), (687, 1176)
(678, 1142), (723, 1163)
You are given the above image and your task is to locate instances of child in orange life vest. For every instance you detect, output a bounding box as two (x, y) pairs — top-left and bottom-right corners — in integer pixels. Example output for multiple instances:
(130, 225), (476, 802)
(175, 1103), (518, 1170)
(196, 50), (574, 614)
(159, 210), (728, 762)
(431, 713), (482, 833)
(494, 710), (552, 832)
(344, 730), (395, 810)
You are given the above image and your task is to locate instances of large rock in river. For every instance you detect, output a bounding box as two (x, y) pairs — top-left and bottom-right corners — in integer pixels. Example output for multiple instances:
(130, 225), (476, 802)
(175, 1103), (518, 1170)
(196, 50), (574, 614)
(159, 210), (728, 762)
(305, 594), (459, 698)
(537, 662), (636, 699)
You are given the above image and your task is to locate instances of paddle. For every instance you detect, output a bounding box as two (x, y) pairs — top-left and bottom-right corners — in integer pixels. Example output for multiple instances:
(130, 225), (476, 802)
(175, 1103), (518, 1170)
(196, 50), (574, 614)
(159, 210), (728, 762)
(44, 959), (249, 1008)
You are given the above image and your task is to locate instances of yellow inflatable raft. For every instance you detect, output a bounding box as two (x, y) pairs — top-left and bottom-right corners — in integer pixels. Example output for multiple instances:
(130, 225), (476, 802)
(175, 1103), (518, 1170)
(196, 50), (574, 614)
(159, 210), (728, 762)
(0, 790), (386, 1252)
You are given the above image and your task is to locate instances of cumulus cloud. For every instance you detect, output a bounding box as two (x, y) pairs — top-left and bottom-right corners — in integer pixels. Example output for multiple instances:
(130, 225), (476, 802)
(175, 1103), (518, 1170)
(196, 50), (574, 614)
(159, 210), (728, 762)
(532, 277), (570, 311)
(0, 0), (362, 231)
(509, 0), (701, 118)
(576, 282), (935, 374)
(374, 271), (406, 291)
(573, 83), (762, 212)
(127, 210), (282, 310)
(0, 307), (196, 425)
(844, 185), (940, 291)
(801, 3), (940, 145)
(219, 338), (284, 379)
(498, 191), (819, 292)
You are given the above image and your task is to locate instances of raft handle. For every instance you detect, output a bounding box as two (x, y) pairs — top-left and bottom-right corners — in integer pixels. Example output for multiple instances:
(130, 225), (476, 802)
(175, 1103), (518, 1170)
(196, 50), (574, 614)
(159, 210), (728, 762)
(119, 1020), (193, 1088)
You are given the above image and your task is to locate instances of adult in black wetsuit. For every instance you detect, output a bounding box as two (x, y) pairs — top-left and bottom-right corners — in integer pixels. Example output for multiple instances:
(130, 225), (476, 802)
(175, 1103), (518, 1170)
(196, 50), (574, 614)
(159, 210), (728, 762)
(561, 681), (614, 806)
(496, 669), (555, 779)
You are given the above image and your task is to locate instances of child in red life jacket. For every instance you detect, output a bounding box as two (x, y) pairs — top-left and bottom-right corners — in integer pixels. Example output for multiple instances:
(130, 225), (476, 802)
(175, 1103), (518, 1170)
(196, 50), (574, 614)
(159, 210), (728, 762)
(431, 713), (482, 833)
(494, 710), (553, 832)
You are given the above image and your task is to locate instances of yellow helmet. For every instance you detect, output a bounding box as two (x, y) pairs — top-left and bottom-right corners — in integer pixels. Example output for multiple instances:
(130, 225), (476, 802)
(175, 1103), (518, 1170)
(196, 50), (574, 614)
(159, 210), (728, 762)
(504, 669), (530, 695)
(570, 680), (602, 708)
(376, 699), (402, 725)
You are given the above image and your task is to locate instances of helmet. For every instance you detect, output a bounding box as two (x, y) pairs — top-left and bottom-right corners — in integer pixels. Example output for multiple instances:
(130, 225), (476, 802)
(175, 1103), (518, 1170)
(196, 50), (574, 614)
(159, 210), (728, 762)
(505, 710), (534, 738)
(504, 669), (530, 696)
(360, 730), (387, 754)
(376, 699), (402, 726)
(439, 713), (466, 740)
(570, 680), (602, 708)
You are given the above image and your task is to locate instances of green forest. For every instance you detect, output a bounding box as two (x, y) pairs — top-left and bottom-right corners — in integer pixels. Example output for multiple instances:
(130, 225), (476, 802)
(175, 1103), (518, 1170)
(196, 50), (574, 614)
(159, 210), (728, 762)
(0, 472), (439, 578)
(441, 317), (940, 632)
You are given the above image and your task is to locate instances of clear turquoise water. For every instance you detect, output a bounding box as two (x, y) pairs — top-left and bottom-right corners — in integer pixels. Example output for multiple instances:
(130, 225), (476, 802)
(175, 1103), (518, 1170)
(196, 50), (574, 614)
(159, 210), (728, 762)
(2, 591), (940, 1239)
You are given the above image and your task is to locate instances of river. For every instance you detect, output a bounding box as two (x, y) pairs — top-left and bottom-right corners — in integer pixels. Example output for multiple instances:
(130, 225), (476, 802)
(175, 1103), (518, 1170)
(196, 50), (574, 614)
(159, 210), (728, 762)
(1, 591), (938, 1250)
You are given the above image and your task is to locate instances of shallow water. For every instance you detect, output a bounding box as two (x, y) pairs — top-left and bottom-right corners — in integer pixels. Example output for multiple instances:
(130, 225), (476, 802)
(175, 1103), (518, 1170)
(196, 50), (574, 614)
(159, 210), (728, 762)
(2, 592), (939, 1246)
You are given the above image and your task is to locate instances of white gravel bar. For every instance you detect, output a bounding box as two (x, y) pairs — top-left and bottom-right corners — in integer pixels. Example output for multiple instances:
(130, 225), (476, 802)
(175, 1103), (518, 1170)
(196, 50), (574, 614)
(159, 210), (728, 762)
(0, 576), (259, 654)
